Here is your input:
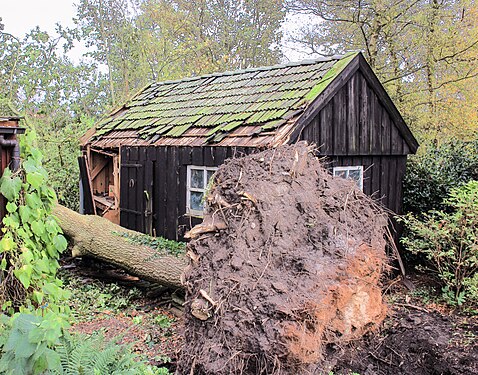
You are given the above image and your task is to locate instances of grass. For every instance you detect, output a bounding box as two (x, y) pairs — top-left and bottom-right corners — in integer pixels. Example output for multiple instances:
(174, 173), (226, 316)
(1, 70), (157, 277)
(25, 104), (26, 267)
(59, 270), (143, 322)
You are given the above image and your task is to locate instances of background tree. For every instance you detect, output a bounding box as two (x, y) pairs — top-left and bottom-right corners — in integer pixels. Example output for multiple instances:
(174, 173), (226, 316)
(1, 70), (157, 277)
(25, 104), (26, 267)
(74, 0), (286, 104)
(286, 0), (478, 140)
(74, 0), (140, 105)
(0, 23), (109, 210)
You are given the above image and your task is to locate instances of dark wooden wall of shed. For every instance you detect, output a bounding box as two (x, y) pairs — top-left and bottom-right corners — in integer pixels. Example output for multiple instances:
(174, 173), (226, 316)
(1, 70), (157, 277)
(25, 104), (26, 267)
(326, 155), (407, 214)
(120, 146), (255, 240)
(299, 70), (411, 156)
(299, 69), (410, 214)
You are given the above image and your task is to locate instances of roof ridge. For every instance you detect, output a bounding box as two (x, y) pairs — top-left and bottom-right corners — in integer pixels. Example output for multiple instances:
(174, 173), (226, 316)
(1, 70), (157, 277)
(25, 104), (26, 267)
(152, 54), (350, 87)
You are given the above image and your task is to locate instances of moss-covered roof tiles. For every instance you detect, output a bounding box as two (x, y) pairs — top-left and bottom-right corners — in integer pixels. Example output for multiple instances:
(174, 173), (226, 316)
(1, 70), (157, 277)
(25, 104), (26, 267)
(88, 52), (359, 148)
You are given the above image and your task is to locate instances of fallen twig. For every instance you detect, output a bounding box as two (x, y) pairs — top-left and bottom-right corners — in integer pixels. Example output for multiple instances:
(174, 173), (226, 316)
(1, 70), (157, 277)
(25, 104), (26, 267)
(368, 351), (394, 366)
(395, 303), (430, 313)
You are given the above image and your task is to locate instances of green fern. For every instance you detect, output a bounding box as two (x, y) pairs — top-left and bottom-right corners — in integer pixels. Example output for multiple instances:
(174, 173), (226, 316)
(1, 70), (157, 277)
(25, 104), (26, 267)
(0, 315), (168, 375)
(44, 331), (163, 375)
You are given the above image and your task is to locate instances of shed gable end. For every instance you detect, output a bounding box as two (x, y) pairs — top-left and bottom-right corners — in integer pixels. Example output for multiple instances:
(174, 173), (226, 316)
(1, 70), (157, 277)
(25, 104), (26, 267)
(299, 70), (411, 156)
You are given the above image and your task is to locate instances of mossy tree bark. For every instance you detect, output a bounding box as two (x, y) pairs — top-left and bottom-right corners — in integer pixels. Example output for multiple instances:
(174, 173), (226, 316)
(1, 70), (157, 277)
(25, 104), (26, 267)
(53, 204), (187, 289)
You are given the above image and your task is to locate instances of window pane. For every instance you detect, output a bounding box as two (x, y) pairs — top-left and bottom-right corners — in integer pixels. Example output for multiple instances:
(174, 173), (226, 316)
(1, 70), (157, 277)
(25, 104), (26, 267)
(348, 169), (362, 182)
(190, 169), (204, 188)
(334, 170), (347, 179)
(206, 170), (215, 183)
(190, 191), (204, 211)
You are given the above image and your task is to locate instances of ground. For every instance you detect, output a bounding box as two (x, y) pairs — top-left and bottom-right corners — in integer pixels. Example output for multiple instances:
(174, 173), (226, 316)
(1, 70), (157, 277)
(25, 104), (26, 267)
(59, 258), (183, 372)
(326, 274), (478, 375)
(61, 257), (477, 375)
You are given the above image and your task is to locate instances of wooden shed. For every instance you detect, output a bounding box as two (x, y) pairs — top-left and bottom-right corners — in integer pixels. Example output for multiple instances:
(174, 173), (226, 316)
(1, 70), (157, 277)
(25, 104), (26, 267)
(80, 52), (418, 240)
(0, 100), (25, 223)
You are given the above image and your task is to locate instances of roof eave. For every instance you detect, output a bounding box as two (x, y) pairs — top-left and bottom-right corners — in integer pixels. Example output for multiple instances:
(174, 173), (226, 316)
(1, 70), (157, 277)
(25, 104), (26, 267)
(0, 116), (22, 121)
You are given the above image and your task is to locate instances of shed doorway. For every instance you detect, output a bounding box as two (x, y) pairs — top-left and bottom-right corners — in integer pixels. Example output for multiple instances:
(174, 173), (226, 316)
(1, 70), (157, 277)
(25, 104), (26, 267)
(79, 148), (120, 224)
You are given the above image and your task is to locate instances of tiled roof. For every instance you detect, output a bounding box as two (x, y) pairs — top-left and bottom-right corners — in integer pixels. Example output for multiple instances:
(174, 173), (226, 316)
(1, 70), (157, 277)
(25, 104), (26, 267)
(87, 52), (359, 148)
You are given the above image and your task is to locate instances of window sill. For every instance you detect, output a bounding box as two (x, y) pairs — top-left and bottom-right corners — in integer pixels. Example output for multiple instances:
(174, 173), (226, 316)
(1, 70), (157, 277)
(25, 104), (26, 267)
(185, 211), (204, 219)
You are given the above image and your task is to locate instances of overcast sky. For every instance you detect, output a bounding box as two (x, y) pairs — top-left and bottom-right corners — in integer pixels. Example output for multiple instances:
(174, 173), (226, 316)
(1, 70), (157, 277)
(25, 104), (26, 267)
(2, 0), (77, 38)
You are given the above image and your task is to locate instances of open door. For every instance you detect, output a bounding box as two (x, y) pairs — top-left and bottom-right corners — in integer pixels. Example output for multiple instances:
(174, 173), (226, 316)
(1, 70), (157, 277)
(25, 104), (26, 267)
(78, 148), (120, 224)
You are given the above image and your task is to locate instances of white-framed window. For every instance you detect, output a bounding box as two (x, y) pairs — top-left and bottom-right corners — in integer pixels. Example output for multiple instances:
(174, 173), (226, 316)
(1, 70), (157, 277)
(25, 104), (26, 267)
(186, 165), (217, 217)
(333, 166), (364, 191)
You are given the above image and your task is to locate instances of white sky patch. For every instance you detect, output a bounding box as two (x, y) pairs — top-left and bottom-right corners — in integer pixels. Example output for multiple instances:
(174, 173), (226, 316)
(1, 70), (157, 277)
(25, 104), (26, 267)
(1, 0), (90, 63)
(281, 12), (323, 62)
(1, 0), (76, 38)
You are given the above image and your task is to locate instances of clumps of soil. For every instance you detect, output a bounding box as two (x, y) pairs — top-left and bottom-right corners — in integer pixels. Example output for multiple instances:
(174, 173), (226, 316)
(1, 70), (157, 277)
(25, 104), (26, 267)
(178, 143), (390, 374)
(327, 285), (478, 375)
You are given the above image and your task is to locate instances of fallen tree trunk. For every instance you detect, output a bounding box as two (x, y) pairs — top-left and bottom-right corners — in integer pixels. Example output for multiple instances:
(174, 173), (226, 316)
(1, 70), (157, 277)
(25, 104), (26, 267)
(53, 205), (187, 289)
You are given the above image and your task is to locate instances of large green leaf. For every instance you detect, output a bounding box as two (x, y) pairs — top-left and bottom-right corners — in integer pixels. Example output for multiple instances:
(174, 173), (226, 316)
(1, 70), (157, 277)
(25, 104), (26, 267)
(6, 202), (17, 213)
(22, 158), (38, 174)
(14, 264), (34, 289)
(53, 234), (68, 252)
(26, 171), (45, 189)
(31, 220), (45, 237)
(25, 192), (42, 209)
(0, 235), (15, 252)
(0, 170), (22, 201)
(19, 205), (32, 223)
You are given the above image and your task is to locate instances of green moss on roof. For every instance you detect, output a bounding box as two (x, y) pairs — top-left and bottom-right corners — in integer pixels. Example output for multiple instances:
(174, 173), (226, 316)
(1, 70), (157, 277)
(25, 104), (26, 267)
(91, 53), (360, 144)
(304, 52), (359, 102)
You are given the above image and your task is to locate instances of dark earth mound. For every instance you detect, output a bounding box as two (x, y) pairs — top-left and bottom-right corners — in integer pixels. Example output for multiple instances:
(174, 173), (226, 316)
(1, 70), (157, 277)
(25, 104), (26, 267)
(178, 143), (389, 374)
(325, 281), (478, 375)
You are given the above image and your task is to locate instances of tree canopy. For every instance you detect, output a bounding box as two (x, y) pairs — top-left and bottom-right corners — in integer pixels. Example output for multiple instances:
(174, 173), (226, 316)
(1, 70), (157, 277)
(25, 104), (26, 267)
(286, 0), (478, 140)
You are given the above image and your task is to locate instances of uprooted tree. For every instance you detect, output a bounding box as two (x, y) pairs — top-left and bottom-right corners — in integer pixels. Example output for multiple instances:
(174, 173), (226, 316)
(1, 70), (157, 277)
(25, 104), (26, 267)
(54, 143), (390, 374)
(53, 204), (187, 289)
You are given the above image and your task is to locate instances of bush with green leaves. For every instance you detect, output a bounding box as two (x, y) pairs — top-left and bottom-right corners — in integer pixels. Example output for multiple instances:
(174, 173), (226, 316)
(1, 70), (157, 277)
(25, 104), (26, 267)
(0, 131), (71, 373)
(0, 131), (70, 315)
(403, 139), (478, 214)
(0, 313), (169, 375)
(32, 116), (93, 211)
(401, 181), (478, 306)
(0, 131), (170, 374)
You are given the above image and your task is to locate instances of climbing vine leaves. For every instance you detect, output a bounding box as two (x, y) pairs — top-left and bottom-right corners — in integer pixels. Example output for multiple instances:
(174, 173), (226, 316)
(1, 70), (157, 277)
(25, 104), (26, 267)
(0, 132), (70, 316)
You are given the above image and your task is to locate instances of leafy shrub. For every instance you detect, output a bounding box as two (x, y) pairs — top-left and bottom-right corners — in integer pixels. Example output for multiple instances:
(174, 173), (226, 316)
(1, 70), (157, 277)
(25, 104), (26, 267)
(0, 313), (66, 374)
(0, 132), (170, 374)
(401, 181), (478, 306)
(403, 139), (478, 214)
(32, 116), (93, 211)
(0, 131), (70, 315)
(0, 313), (168, 375)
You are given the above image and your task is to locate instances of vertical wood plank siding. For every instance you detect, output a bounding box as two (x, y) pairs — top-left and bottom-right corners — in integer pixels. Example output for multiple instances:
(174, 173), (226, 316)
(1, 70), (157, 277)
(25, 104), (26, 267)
(299, 70), (410, 215)
(327, 156), (407, 214)
(118, 70), (412, 239)
(299, 71), (410, 156)
(120, 146), (255, 240)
